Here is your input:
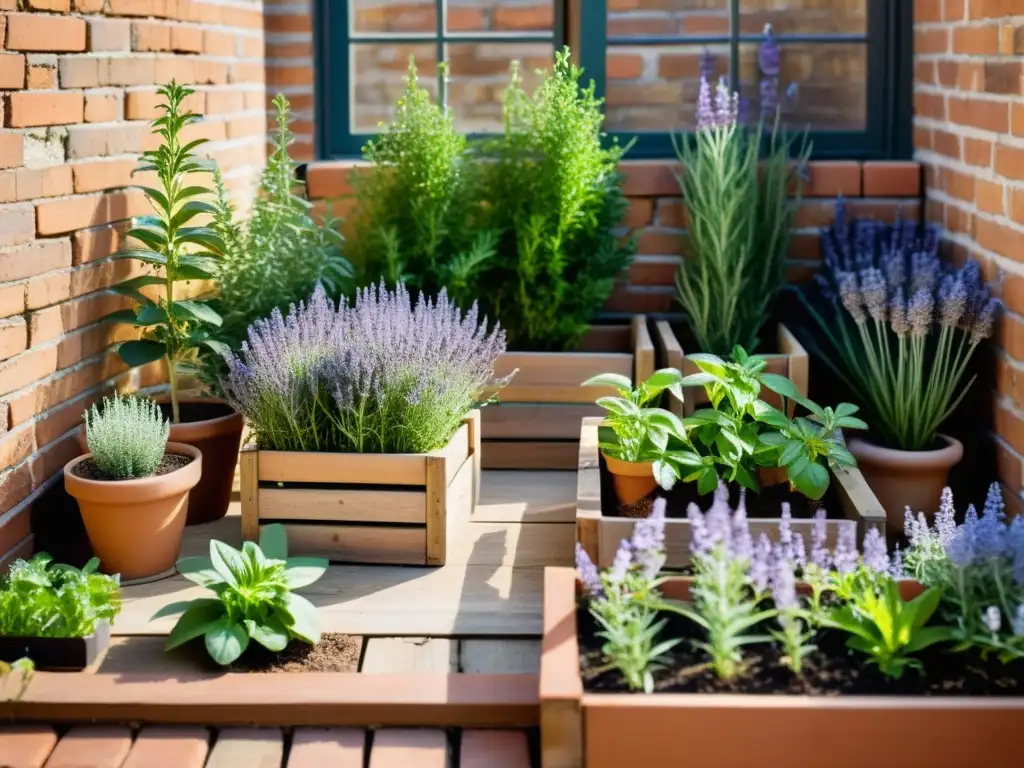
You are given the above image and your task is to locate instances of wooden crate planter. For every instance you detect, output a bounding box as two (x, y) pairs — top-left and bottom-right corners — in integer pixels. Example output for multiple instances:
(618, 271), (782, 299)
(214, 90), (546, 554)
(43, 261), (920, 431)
(481, 318), (655, 471)
(540, 567), (1024, 768)
(574, 418), (886, 569)
(240, 411), (481, 566)
(652, 321), (809, 416)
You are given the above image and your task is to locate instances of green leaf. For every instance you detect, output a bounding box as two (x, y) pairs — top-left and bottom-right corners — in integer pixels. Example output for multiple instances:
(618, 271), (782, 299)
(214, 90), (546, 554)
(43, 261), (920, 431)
(282, 592), (320, 644)
(110, 275), (164, 303)
(174, 300), (222, 327)
(284, 557), (329, 589)
(204, 618), (249, 665)
(752, 401), (791, 429)
(245, 616), (290, 652)
(124, 228), (167, 252)
(135, 304), (168, 325)
(171, 200), (217, 229)
(118, 339), (167, 367)
(790, 461), (829, 500)
(680, 372), (717, 388)
(113, 247), (167, 265)
(151, 599), (202, 620)
(177, 226), (225, 254)
(904, 626), (956, 654)
(645, 367), (685, 392)
(178, 255), (219, 280)
(198, 338), (232, 358)
(581, 372), (632, 392)
(209, 539), (246, 587)
(163, 599), (226, 650)
(687, 353), (727, 378)
(760, 373), (800, 400)
(697, 466), (719, 495)
(259, 523), (289, 560)
(105, 309), (148, 327)
(175, 556), (223, 587)
(138, 185), (170, 214)
(906, 587), (942, 630)
(652, 459), (678, 490)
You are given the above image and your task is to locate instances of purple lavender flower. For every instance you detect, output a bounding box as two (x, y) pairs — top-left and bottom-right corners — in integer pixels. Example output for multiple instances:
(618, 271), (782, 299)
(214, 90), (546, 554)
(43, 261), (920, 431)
(630, 498), (667, 579)
(714, 77), (738, 127)
(575, 544), (604, 600)
(608, 540), (632, 586)
(777, 502), (793, 562)
(699, 48), (716, 84)
(984, 482), (1006, 520)
(792, 532), (807, 570)
(695, 76), (715, 131)
(750, 533), (773, 593)
(889, 287), (910, 338)
(946, 526), (977, 568)
(837, 271), (866, 324)
(938, 275), (968, 329)
(907, 288), (934, 338)
(1013, 605), (1024, 637)
(758, 23), (780, 119)
(771, 558), (798, 611)
(890, 544), (904, 579)
(731, 492), (753, 561)
(983, 605), (1002, 634)
(973, 507), (1007, 560)
(936, 487), (957, 545)
(832, 525), (858, 575)
(971, 298), (1000, 344)
(862, 528), (890, 573)
(810, 508), (830, 570)
(860, 267), (888, 323)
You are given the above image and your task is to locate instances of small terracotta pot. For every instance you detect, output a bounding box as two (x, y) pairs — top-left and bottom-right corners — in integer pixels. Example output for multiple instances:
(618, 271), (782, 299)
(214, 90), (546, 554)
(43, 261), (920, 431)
(847, 434), (964, 534)
(64, 442), (201, 581)
(602, 453), (658, 507)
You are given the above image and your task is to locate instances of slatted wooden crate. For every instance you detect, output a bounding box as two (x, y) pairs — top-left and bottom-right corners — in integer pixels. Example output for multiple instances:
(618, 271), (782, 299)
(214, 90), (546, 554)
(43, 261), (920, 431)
(239, 411), (480, 566)
(481, 318), (655, 471)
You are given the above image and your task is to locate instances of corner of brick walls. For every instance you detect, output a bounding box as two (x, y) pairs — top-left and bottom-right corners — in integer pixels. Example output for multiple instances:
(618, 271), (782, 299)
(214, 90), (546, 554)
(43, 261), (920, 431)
(0, 0), (268, 570)
(913, 0), (1024, 514)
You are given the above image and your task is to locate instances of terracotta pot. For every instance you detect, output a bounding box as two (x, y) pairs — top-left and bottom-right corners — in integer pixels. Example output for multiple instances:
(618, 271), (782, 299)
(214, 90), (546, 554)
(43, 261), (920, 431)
(64, 442), (201, 581)
(602, 453), (658, 507)
(847, 434), (964, 534)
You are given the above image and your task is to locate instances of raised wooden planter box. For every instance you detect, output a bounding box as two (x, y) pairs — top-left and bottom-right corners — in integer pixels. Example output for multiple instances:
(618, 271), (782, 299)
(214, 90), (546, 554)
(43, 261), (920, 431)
(574, 418), (886, 569)
(652, 321), (809, 416)
(0, 622), (110, 671)
(540, 567), (1024, 768)
(240, 411), (480, 566)
(481, 318), (654, 471)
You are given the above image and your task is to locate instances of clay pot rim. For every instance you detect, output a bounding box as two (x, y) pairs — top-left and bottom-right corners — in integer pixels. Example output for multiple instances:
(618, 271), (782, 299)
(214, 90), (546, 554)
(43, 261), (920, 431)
(602, 452), (655, 477)
(64, 442), (202, 501)
(847, 433), (964, 471)
(157, 396), (244, 439)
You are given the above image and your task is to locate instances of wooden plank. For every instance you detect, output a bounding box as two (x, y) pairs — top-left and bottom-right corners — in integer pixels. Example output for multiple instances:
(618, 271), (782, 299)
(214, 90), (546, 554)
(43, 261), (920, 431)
(494, 352), (631, 388)
(361, 638), (457, 674)
(575, 418), (603, 564)
(445, 456), (475, 545)
(121, 727), (209, 768)
(653, 320), (685, 418)
(632, 314), (655, 383)
(466, 408), (481, 506)
(435, 423), (470, 488)
(368, 729), (447, 768)
(539, 568), (583, 768)
(0, 726), (57, 768)
(258, 451), (427, 486)
(777, 323), (809, 397)
(481, 404), (602, 440)
(258, 488), (427, 525)
(460, 640), (541, 674)
(481, 442), (579, 470)
(578, 325), (631, 351)
(43, 727), (133, 768)
(239, 445), (259, 542)
(446, 522), (574, 568)
(494, 385), (617, 404)
(97, 637), (204, 677)
(473, 470), (576, 523)
(460, 730), (531, 768)
(204, 728), (284, 768)
(268, 524), (426, 565)
(834, 460), (888, 538)
(425, 455), (447, 566)
(288, 729), (365, 768)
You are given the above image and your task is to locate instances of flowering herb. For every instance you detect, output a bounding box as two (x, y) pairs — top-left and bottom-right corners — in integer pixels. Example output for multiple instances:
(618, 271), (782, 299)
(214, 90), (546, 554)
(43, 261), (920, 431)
(905, 484), (1024, 662)
(84, 395), (169, 480)
(575, 501), (679, 693)
(769, 557), (817, 675)
(223, 283), (506, 454)
(802, 201), (1000, 451)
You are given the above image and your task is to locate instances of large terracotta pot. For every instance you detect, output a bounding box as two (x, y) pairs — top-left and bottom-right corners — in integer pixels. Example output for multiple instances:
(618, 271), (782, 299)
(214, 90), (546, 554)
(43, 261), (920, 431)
(602, 453), (658, 508)
(64, 442), (201, 581)
(847, 434), (964, 534)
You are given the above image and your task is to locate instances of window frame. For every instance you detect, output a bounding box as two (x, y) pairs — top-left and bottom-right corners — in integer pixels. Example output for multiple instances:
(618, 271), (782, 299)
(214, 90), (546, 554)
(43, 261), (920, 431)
(315, 0), (912, 161)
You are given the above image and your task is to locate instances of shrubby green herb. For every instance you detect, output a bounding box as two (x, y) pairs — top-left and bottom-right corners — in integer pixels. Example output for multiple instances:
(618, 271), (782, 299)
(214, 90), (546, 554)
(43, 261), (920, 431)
(0, 553), (121, 638)
(211, 94), (351, 352)
(155, 524), (327, 666)
(85, 395), (169, 480)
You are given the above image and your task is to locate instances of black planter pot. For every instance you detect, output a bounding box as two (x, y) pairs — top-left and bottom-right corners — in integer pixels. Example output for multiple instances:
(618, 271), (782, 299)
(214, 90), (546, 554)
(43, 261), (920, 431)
(0, 621), (110, 670)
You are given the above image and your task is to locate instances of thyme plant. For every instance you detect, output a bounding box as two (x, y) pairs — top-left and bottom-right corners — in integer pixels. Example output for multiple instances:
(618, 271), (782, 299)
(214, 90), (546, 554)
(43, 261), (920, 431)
(84, 395), (170, 480)
(108, 81), (226, 423)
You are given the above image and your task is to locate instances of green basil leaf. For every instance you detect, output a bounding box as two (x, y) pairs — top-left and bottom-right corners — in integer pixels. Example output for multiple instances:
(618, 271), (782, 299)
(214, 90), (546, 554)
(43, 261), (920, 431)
(163, 599), (225, 650)
(246, 616), (290, 652)
(284, 557), (329, 590)
(259, 523), (289, 560)
(175, 556), (223, 588)
(117, 339), (166, 368)
(204, 618), (249, 665)
(282, 592), (320, 645)
(210, 540), (246, 587)
(582, 372), (632, 393)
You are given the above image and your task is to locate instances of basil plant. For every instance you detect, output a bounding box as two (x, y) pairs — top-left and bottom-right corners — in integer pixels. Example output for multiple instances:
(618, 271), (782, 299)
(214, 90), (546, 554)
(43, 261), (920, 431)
(154, 524), (327, 665)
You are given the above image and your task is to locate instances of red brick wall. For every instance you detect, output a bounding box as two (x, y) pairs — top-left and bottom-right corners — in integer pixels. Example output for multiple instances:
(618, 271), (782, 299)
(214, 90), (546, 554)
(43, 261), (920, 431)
(0, 0), (267, 568)
(912, 0), (1024, 513)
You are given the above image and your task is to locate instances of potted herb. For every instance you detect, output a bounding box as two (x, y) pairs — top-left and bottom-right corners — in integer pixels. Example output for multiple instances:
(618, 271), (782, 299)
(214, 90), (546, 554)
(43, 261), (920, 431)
(0, 553), (121, 670)
(223, 283), (504, 564)
(656, 32), (812, 417)
(800, 201), (1000, 530)
(154, 524), (326, 665)
(64, 395), (201, 582)
(102, 80), (242, 526)
(583, 369), (687, 508)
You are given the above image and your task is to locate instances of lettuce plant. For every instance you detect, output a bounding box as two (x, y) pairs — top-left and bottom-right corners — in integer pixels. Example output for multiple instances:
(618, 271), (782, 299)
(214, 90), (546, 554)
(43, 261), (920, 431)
(84, 395), (169, 480)
(0, 553), (121, 638)
(155, 525), (327, 665)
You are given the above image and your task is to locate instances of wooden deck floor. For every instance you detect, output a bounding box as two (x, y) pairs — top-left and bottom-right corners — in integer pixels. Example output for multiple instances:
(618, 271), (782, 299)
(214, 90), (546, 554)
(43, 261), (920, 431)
(115, 471), (576, 637)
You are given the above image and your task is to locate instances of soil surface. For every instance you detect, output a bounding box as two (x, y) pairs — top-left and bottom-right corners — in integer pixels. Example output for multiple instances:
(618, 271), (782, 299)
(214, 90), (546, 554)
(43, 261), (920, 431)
(72, 454), (192, 481)
(159, 400), (235, 424)
(229, 633), (362, 673)
(578, 606), (1024, 696)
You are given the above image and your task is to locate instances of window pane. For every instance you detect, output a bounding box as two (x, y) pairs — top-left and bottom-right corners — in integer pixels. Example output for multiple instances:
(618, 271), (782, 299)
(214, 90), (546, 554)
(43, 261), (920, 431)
(605, 44), (729, 132)
(739, 42), (866, 130)
(350, 0), (437, 35)
(739, 0), (866, 35)
(446, 42), (551, 131)
(607, 0), (729, 38)
(447, 0), (555, 33)
(351, 44), (438, 133)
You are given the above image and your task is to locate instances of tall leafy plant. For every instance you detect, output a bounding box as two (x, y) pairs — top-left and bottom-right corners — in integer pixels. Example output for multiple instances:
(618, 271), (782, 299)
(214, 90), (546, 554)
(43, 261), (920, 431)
(108, 81), (226, 423)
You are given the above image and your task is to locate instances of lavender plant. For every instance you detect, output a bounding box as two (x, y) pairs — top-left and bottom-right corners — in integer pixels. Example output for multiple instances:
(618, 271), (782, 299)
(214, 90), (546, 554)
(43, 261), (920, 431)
(222, 283), (505, 454)
(674, 29), (810, 356)
(905, 485), (1024, 662)
(802, 201), (1000, 451)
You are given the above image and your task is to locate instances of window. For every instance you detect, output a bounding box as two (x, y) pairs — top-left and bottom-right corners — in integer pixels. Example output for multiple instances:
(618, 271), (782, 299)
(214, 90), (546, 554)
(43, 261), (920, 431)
(316, 0), (911, 160)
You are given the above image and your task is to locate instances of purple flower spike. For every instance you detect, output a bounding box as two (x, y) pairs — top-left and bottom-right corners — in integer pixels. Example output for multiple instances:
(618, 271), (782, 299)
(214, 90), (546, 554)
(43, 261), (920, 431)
(889, 544), (905, 579)
(792, 532), (807, 570)
(699, 48), (716, 83)
(771, 558), (798, 611)
(575, 543), (604, 600)
(810, 508), (831, 570)
(983, 482), (1006, 521)
(946, 527), (977, 568)
(778, 502), (793, 562)
(695, 76), (715, 131)
(974, 506), (1007, 560)
(750, 533), (773, 593)
(862, 527), (890, 573)
(630, 498), (667, 579)
(687, 502), (711, 557)
(936, 487), (957, 545)
(971, 298), (1000, 343)
(832, 525), (858, 575)
(608, 540), (632, 586)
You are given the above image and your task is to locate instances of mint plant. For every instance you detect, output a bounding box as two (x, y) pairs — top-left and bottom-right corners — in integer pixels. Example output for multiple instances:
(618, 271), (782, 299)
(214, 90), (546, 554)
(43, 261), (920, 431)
(155, 525), (327, 665)
(108, 81), (227, 423)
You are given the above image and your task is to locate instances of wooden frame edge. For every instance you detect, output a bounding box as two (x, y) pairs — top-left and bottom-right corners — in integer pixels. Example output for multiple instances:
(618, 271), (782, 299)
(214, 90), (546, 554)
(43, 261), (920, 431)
(541, 567), (584, 768)
(576, 418), (603, 563)
(776, 322), (809, 398)
(630, 315), (655, 384)
(239, 444), (259, 542)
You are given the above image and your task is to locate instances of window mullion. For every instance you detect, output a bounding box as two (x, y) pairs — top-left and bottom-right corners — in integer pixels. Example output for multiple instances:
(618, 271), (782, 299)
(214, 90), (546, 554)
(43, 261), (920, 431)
(729, 0), (740, 93)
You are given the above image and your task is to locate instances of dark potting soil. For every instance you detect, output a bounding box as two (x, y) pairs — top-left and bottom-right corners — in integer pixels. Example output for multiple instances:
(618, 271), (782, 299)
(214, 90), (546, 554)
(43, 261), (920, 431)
(228, 633), (362, 673)
(158, 400), (235, 424)
(577, 605), (1024, 697)
(72, 453), (192, 481)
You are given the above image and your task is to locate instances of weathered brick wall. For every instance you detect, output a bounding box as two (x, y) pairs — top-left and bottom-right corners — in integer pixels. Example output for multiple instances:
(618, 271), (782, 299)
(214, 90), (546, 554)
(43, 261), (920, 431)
(913, 0), (1024, 513)
(0, 0), (266, 568)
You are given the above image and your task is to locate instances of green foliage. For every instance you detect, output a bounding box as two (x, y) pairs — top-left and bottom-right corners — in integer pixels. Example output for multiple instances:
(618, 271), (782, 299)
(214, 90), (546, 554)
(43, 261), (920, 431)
(583, 369), (686, 464)
(0, 553), (122, 638)
(673, 96), (809, 355)
(211, 94), (351, 352)
(108, 81), (226, 423)
(84, 395), (169, 480)
(155, 524), (327, 666)
(347, 60), (492, 304)
(822, 578), (954, 679)
(477, 49), (634, 350)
